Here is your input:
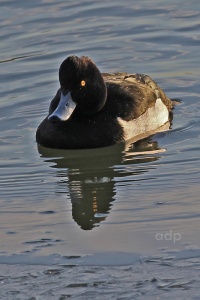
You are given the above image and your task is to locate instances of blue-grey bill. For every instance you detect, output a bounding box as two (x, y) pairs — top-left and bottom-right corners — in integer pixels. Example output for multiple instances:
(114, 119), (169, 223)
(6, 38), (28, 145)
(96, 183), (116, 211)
(48, 92), (76, 121)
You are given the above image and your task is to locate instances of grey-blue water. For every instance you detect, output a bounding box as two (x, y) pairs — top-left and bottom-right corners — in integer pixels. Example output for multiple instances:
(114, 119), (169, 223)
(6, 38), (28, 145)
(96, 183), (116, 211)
(1, 0), (200, 298)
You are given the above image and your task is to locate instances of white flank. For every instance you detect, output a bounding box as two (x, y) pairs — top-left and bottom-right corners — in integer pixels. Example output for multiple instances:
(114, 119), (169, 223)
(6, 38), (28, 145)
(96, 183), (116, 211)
(117, 98), (169, 141)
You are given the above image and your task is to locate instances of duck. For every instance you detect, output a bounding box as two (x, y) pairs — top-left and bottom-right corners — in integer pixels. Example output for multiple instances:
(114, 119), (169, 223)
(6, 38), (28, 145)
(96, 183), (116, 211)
(36, 55), (173, 149)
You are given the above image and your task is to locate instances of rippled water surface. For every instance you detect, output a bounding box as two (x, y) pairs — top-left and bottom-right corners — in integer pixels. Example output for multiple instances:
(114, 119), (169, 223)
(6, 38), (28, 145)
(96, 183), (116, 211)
(1, 0), (200, 298)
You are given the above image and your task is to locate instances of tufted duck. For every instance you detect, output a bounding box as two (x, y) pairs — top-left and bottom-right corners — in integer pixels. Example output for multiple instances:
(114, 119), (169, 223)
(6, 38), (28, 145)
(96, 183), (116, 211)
(36, 55), (173, 149)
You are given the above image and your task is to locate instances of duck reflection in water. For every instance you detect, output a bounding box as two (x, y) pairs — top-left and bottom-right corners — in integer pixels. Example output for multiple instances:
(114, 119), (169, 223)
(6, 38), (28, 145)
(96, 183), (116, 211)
(37, 128), (170, 230)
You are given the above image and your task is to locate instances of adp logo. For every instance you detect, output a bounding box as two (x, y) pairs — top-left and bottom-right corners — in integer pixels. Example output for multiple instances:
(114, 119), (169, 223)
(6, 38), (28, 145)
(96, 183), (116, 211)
(155, 229), (181, 243)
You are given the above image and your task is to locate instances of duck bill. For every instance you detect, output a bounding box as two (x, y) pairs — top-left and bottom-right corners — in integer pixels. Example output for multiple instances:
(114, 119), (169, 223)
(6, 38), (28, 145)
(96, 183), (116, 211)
(48, 92), (76, 122)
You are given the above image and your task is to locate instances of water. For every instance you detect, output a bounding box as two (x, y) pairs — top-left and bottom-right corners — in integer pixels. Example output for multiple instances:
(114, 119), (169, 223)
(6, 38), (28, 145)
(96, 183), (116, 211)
(1, 0), (200, 298)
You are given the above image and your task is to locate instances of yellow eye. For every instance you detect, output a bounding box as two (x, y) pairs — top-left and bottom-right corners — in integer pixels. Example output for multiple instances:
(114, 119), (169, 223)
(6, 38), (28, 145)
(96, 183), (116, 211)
(80, 80), (86, 87)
